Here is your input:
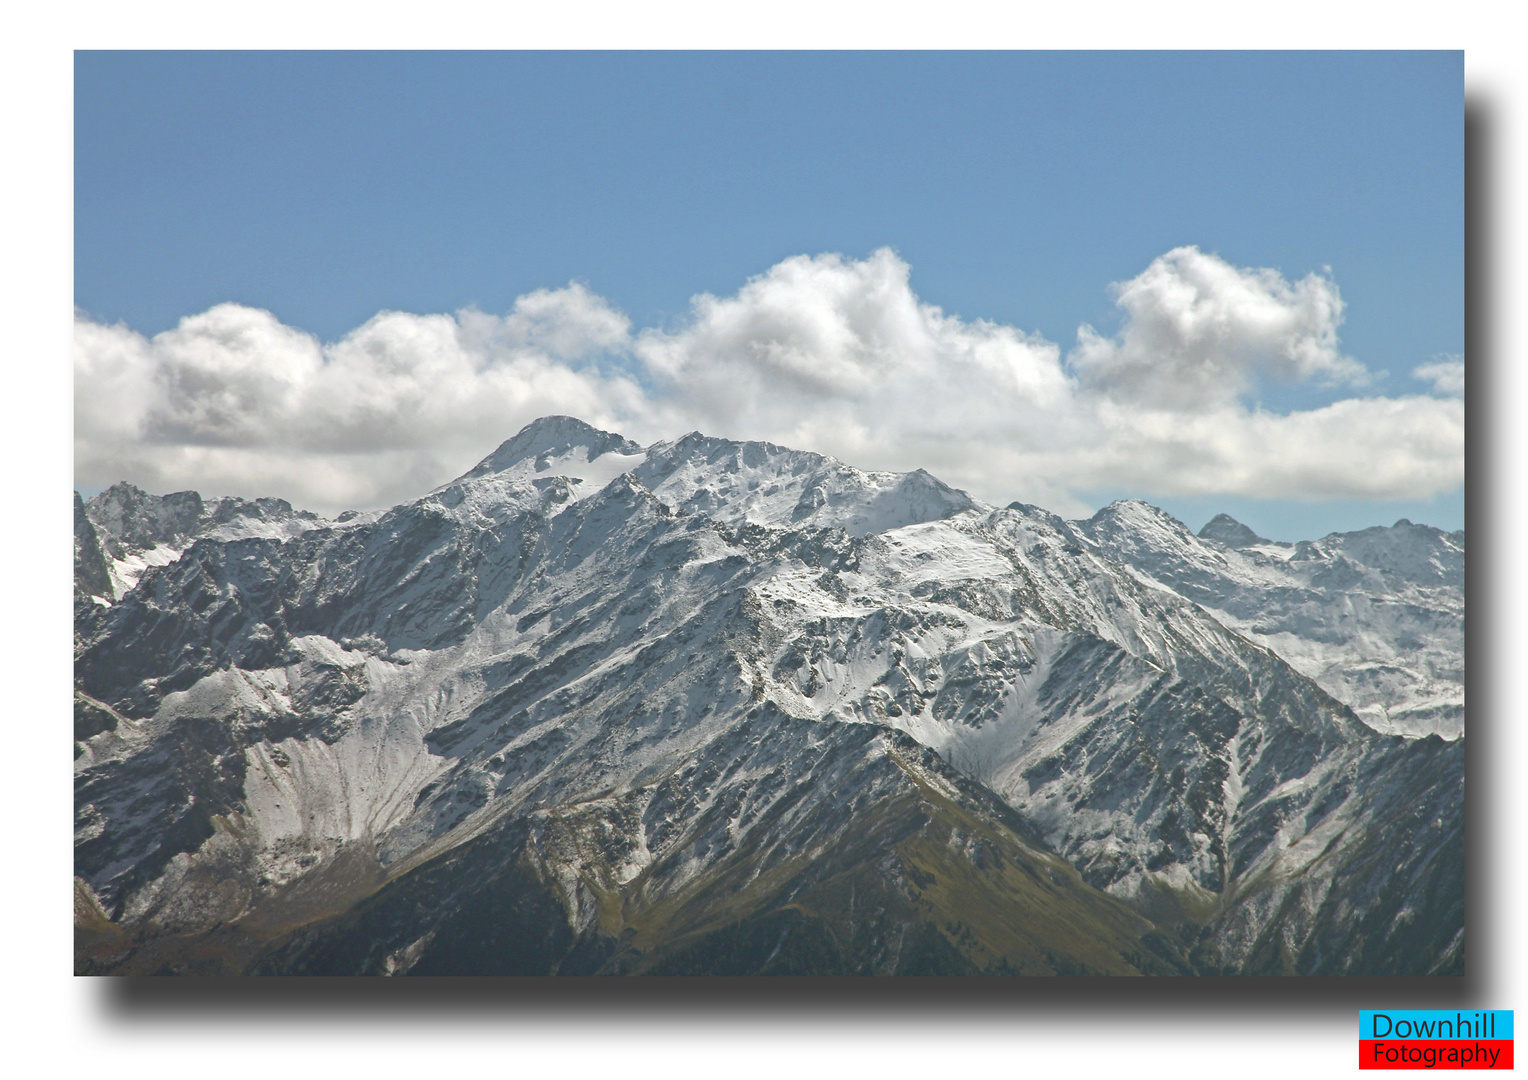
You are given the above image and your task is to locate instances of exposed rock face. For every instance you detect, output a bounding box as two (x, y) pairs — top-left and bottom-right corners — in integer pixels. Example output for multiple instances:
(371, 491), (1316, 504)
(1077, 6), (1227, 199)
(73, 493), (113, 604)
(1198, 513), (1267, 549)
(73, 417), (1464, 975)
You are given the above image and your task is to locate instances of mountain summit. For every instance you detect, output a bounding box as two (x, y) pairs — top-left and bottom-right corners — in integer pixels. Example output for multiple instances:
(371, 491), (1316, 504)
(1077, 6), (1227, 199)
(74, 418), (1464, 975)
(464, 415), (644, 478)
(450, 418), (979, 538)
(1197, 513), (1268, 548)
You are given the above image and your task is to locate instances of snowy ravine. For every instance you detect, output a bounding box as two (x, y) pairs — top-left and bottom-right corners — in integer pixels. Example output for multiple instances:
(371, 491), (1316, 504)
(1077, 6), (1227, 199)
(73, 416), (1463, 975)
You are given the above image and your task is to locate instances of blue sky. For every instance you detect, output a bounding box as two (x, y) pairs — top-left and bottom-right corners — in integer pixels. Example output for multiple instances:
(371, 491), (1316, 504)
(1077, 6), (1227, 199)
(74, 51), (1463, 539)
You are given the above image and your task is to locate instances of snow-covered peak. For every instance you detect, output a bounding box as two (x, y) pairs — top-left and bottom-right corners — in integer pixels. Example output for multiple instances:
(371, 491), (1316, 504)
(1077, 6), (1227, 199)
(80, 482), (327, 601)
(1074, 499), (1201, 559)
(464, 416), (643, 479)
(1293, 520), (1464, 587)
(449, 419), (982, 537)
(85, 482), (323, 549)
(85, 482), (205, 550)
(1064, 497), (1464, 740)
(1087, 498), (1190, 530)
(633, 431), (982, 537)
(436, 418), (647, 521)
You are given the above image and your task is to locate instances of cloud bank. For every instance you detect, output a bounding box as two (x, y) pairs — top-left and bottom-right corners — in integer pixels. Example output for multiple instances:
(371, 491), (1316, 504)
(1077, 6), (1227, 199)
(75, 247), (1464, 517)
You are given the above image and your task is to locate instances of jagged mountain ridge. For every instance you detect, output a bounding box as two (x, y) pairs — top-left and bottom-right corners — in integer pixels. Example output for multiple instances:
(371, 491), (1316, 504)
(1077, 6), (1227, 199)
(75, 482), (329, 602)
(1073, 500), (1464, 739)
(73, 416), (1464, 975)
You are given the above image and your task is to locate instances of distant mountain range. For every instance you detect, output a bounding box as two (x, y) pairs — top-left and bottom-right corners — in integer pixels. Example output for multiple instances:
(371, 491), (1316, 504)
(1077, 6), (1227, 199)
(74, 416), (1464, 975)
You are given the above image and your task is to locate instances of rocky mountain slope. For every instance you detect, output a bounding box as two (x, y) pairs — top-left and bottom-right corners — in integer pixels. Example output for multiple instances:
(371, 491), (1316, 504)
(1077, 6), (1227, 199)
(73, 417), (1464, 975)
(1072, 501), (1464, 738)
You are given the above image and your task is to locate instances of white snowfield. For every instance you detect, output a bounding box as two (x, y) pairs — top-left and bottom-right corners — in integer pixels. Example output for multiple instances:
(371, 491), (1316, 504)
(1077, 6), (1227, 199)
(73, 416), (1464, 975)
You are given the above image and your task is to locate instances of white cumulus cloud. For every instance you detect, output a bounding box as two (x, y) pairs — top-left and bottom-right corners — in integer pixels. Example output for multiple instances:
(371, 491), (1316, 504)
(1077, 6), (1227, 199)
(74, 286), (647, 511)
(1069, 245), (1365, 409)
(633, 249), (1092, 509)
(74, 248), (1464, 517)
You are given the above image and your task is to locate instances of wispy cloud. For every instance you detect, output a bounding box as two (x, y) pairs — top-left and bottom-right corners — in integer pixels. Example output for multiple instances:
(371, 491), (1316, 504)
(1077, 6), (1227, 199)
(1413, 355), (1465, 396)
(74, 248), (1464, 516)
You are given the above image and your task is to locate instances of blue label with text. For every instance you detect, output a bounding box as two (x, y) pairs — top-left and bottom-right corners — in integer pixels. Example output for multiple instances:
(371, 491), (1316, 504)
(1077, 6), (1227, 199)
(1361, 1011), (1514, 1041)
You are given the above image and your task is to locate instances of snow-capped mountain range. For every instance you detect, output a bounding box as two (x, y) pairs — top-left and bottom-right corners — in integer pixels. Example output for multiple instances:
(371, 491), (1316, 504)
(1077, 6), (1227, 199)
(73, 416), (1464, 975)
